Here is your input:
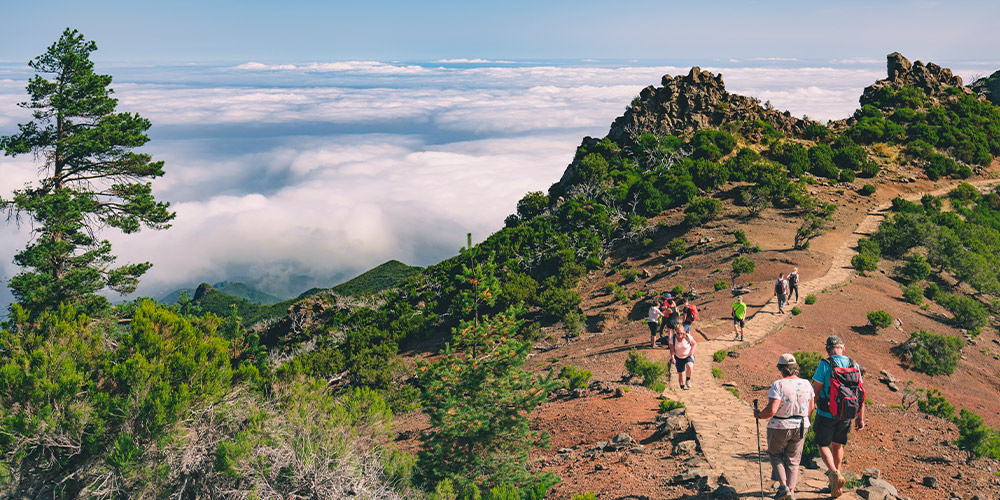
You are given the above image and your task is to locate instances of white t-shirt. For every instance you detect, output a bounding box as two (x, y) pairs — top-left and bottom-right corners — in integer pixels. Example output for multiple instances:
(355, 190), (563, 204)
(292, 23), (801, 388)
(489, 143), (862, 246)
(670, 333), (695, 358)
(766, 377), (814, 430)
(648, 306), (662, 323)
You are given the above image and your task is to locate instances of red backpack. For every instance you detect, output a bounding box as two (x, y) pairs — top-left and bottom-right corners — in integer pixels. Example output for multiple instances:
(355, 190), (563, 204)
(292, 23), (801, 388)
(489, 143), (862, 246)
(820, 357), (865, 421)
(685, 304), (699, 322)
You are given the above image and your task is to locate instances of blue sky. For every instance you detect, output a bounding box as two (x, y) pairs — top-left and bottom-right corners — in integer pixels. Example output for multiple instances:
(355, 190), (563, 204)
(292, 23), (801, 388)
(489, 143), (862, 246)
(1, 1), (999, 64)
(1, 2), (999, 308)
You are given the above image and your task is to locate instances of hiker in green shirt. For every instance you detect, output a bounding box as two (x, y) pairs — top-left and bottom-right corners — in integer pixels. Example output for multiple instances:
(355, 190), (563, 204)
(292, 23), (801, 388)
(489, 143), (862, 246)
(732, 295), (747, 341)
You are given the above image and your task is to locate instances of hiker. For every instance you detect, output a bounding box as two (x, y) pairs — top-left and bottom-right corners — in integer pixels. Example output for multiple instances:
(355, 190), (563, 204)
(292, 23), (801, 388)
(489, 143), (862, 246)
(811, 335), (866, 498)
(681, 297), (698, 334)
(787, 267), (800, 303)
(773, 273), (789, 314)
(647, 301), (665, 348)
(668, 327), (697, 390)
(665, 296), (683, 337)
(754, 353), (815, 500)
(732, 295), (747, 341)
(658, 293), (676, 339)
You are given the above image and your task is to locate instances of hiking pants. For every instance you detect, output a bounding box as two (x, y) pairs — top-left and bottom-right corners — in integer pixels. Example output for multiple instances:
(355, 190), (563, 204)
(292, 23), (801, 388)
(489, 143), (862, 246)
(766, 427), (804, 491)
(789, 283), (799, 302)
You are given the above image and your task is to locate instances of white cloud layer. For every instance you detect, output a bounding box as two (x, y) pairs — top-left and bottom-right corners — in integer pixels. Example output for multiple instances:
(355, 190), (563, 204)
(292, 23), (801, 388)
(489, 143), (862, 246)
(0, 60), (942, 302)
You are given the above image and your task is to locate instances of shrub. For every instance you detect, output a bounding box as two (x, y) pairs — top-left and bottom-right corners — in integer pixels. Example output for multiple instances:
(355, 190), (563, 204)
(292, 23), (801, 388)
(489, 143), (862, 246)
(604, 282), (620, 295)
(859, 184), (877, 196)
(619, 267), (639, 282)
(936, 292), (989, 334)
(731, 255), (756, 282)
(924, 283), (940, 300)
(917, 388), (956, 419)
(804, 295), (817, 305)
(558, 365), (593, 390)
(900, 253), (931, 282)
(793, 351), (823, 380)
(624, 350), (669, 388)
(671, 285), (684, 297)
(791, 306), (802, 315)
(684, 197), (723, 226)
(851, 252), (879, 273)
(714, 280), (728, 291)
(712, 367), (723, 379)
(725, 387), (739, 398)
(901, 284), (923, 305)
(667, 237), (687, 256)
(954, 409), (1000, 459)
(909, 329), (964, 376)
(571, 492), (598, 500)
(659, 400), (686, 413)
(713, 350), (728, 362)
(859, 162), (880, 178)
(867, 310), (893, 331)
(838, 169), (856, 183)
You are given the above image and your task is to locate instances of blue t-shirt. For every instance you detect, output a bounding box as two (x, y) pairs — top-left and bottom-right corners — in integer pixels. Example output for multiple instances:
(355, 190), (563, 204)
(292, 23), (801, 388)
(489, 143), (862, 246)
(812, 354), (860, 419)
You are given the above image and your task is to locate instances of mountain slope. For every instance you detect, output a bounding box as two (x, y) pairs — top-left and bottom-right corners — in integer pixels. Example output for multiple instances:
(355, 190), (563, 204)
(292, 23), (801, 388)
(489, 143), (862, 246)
(161, 281), (282, 305)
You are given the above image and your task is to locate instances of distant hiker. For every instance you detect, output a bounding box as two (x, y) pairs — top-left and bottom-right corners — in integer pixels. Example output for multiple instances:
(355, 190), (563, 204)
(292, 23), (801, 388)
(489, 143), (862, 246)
(658, 293), (676, 338)
(787, 267), (800, 303)
(681, 297), (698, 334)
(669, 328), (697, 390)
(732, 295), (747, 341)
(647, 302), (665, 348)
(754, 353), (815, 500)
(665, 296), (683, 336)
(811, 336), (866, 498)
(773, 273), (789, 314)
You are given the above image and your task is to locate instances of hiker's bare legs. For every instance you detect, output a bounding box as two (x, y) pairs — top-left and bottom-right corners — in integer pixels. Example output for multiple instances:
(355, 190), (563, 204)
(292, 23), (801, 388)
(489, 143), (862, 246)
(819, 442), (845, 472)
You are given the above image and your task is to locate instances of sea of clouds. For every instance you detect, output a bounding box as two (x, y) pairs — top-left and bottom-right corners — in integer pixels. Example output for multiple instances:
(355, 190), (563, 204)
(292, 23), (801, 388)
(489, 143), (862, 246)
(0, 59), (986, 305)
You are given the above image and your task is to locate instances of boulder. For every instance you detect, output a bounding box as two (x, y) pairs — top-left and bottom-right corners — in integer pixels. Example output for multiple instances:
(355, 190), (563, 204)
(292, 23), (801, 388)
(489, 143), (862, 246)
(711, 484), (739, 500)
(922, 476), (938, 488)
(670, 468), (706, 484)
(672, 440), (698, 456)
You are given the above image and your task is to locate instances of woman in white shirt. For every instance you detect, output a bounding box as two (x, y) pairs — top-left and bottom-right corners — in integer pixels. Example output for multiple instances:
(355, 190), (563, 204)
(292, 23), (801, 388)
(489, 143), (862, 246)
(753, 353), (815, 500)
(647, 302), (665, 348)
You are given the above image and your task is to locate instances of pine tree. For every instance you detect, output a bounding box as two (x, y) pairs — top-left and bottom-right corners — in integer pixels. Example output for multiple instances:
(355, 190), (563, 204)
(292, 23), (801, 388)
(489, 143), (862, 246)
(0, 29), (174, 315)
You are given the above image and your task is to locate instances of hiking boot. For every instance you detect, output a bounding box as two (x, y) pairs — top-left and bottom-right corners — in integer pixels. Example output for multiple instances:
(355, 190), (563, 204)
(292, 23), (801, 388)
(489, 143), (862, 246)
(827, 470), (846, 498)
(774, 484), (790, 500)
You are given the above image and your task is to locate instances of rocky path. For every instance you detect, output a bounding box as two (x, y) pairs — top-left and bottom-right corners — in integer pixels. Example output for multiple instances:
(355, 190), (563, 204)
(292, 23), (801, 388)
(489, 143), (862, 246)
(663, 180), (999, 498)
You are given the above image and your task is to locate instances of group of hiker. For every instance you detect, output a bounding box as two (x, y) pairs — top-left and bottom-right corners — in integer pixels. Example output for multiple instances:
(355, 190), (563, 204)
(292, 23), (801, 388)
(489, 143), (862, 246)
(643, 265), (867, 500)
(754, 336), (865, 499)
(646, 293), (699, 390)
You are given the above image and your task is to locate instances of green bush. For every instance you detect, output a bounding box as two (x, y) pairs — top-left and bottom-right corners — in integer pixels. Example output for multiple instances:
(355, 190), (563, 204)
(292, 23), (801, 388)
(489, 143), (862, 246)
(901, 284), (923, 305)
(793, 351), (823, 380)
(619, 267), (639, 282)
(859, 162), (881, 178)
(804, 295), (817, 305)
(571, 493), (598, 500)
(859, 184), (877, 196)
(936, 292), (989, 334)
(667, 237), (688, 256)
(838, 168), (856, 183)
(924, 283), (940, 300)
(684, 197), (723, 226)
(714, 280), (728, 291)
(713, 350), (728, 362)
(909, 329), (964, 376)
(852, 252), (879, 273)
(791, 306), (802, 315)
(867, 310), (893, 331)
(900, 253), (931, 282)
(712, 367), (723, 379)
(659, 399), (686, 413)
(725, 387), (739, 398)
(604, 282), (620, 295)
(954, 409), (1000, 459)
(624, 350), (669, 389)
(671, 285), (684, 297)
(558, 365), (593, 390)
(917, 388), (956, 419)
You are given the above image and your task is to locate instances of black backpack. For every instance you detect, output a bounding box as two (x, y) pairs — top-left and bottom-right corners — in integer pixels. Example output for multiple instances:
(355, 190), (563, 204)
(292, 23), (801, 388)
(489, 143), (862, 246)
(789, 273), (798, 286)
(818, 357), (865, 421)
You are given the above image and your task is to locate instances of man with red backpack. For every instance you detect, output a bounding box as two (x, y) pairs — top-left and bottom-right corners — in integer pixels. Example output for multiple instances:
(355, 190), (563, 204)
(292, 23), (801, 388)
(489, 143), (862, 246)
(811, 335), (866, 498)
(681, 297), (698, 334)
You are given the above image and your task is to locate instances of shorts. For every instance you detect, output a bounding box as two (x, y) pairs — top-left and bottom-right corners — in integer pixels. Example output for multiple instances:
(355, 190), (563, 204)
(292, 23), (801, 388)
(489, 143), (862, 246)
(734, 317), (745, 328)
(648, 322), (658, 336)
(674, 355), (694, 373)
(813, 414), (852, 447)
(683, 322), (692, 333)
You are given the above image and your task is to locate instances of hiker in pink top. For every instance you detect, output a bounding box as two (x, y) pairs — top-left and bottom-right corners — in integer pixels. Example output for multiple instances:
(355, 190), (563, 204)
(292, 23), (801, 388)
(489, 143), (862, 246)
(669, 329), (697, 390)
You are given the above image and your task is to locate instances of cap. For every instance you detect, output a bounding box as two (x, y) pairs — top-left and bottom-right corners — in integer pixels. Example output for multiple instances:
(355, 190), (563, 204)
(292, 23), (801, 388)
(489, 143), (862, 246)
(737, 295), (743, 300)
(777, 353), (797, 365)
(826, 335), (844, 348)
(665, 293), (672, 298)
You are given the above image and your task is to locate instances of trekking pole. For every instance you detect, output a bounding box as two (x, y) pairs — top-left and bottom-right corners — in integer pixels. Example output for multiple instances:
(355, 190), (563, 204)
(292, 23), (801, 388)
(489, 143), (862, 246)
(753, 399), (765, 499)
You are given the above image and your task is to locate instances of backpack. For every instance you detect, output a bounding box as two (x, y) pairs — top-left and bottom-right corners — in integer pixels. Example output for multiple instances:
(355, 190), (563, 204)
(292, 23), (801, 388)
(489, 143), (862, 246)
(775, 279), (784, 294)
(788, 273), (798, 286)
(685, 304), (699, 322)
(818, 357), (865, 421)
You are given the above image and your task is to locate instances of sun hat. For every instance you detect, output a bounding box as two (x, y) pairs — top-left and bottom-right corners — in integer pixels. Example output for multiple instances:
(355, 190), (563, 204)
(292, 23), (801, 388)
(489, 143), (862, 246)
(826, 335), (844, 348)
(777, 353), (797, 365)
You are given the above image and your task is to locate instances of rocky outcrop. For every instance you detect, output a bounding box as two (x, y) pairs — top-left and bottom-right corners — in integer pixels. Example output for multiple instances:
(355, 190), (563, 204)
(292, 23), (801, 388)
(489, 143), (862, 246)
(860, 52), (973, 108)
(607, 66), (812, 146)
(970, 69), (1000, 106)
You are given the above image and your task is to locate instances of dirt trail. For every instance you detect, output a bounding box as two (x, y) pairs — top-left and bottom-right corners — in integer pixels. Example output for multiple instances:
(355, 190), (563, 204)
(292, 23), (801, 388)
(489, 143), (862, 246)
(666, 179), (999, 498)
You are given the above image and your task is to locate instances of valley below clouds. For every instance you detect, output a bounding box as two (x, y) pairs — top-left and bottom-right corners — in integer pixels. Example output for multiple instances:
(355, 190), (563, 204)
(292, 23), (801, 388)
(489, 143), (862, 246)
(0, 59), (979, 304)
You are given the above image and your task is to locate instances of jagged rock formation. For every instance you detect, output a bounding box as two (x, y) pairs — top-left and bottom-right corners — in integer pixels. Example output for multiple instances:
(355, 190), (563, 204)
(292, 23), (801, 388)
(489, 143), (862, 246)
(860, 52), (973, 107)
(607, 67), (811, 146)
(970, 69), (1000, 106)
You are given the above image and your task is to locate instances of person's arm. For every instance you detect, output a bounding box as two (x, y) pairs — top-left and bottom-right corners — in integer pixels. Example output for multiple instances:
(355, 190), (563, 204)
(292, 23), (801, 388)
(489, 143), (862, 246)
(689, 335), (697, 355)
(856, 400), (866, 430)
(811, 379), (824, 408)
(755, 397), (781, 419)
